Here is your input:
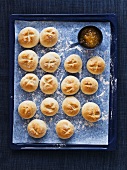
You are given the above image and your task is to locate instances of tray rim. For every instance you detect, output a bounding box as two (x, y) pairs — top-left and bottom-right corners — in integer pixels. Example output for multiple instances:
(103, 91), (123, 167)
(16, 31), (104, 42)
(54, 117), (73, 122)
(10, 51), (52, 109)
(9, 14), (117, 151)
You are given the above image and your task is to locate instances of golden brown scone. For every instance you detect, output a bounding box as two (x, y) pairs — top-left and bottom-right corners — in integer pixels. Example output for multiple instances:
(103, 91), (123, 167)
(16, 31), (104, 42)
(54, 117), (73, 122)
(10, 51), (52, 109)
(18, 50), (38, 72)
(40, 74), (58, 94)
(56, 119), (74, 139)
(40, 97), (59, 116)
(81, 77), (98, 95)
(18, 100), (37, 119)
(87, 56), (105, 75)
(20, 73), (39, 92)
(62, 96), (80, 117)
(40, 27), (58, 47)
(40, 52), (61, 73)
(82, 102), (101, 122)
(64, 54), (82, 73)
(27, 119), (47, 138)
(61, 76), (80, 95)
(18, 27), (39, 48)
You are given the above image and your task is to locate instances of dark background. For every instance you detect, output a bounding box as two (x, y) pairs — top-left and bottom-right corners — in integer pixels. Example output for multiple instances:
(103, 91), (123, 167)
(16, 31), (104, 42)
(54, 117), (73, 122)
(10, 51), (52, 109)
(0, 0), (126, 169)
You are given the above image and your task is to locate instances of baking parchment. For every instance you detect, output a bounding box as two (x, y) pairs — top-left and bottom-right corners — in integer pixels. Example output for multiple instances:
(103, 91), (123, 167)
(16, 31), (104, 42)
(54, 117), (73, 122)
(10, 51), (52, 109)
(13, 20), (111, 145)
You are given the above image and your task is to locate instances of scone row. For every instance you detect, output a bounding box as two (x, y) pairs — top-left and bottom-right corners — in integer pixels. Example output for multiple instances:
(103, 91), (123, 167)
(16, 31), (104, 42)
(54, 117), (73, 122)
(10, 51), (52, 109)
(27, 119), (74, 139)
(18, 50), (105, 75)
(20, 73), (98, 95)
(18, 27), (58, 48)
(18, 98), (101, 122)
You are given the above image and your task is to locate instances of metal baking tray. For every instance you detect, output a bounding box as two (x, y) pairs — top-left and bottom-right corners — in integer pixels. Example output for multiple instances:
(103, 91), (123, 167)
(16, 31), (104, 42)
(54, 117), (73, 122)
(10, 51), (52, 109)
(9, 14), (117, 150)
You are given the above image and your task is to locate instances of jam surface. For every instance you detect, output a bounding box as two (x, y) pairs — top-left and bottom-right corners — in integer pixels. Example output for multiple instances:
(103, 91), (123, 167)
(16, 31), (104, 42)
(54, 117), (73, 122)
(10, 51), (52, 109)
(78, 26), (102, 48)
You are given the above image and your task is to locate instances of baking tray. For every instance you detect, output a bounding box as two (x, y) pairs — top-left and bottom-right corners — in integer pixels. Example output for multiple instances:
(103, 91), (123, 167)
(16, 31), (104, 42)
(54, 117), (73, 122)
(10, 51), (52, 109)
(9, 14), (117, 150)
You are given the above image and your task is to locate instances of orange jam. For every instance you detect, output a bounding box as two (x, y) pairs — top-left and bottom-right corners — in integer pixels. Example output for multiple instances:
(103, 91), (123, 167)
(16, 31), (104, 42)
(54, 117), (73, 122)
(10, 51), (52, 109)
(78, 26), (102, 48)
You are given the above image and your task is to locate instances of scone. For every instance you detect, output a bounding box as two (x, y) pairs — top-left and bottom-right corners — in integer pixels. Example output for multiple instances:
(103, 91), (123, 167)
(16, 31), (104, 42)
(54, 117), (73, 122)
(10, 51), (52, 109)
(56, 119), (74, 139)
(87, 56), (105, 75)
(18, 100), (37, 119)
(64, 54), (82, 73)
(40, 97), (59, 116)
(40, 27), (58, 47)
(81, 77), (98, 95)
(82, 102), (101, 122)
(18, 27), (39, 48)
(18, 50), (38, 72)
(27, 119), (47, 138)
(62, 96), (80, 117)
(20, 73), (39, 92)
(40, 74), (58, 94)
(40, 52), (61, 73)
(61, 76), (80, 95)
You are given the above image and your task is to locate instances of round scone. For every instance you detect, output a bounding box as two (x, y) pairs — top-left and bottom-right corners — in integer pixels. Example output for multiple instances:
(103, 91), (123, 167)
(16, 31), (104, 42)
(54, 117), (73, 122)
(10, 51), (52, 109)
(18, 27), (39, 48)
(82, 102), (101, 122)
(40, 98), (59, 116)
(40, 52), (61, 73)
(62, 96), (80, 117)
(81, 77), (98, 95)
(20, 73), (39, 92)
(87, 56), (105, 75)
(18, 100), (37, 119)
(64, 54), (82, 73)
(56, 119), (74, 139)
(40, 74), (58, 94)
(61, 76), (80, 95)
(40, 27), (58, 47)
(18, 50), (38, 72)
(27, 119), (47, 138)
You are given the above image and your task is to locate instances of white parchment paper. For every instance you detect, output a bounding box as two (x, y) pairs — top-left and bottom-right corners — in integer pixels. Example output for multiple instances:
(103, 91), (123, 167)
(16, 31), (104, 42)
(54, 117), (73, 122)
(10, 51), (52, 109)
(13, 20), (111, 145)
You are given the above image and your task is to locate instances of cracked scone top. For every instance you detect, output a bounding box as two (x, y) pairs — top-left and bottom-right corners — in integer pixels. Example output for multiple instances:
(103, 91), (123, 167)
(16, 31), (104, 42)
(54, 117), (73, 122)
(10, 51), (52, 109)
(40, 52), (61, 73)
(61, 76), (80, 95)
(82, 102), (101, 122)
(27, 119), (47, 138)
(87, 56), (105, 75)
(64, 54), (82, 73)
(62, 96), (80, 117)
(40, 97), (59, 116)
(81, 77), (98, 95)
(40, 27), (58, 47)
(20, 73), (39, 92)
(40, 74), (58, 94)
(18, 27), (39, 48)
(56, 119), (74, 139)
(18, 50), (38, 72)
(18, 100), (37, 119)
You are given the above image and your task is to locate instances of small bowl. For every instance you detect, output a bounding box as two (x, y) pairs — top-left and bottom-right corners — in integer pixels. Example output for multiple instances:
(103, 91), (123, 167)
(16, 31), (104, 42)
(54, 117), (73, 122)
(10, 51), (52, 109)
(78, 26), (103, 49)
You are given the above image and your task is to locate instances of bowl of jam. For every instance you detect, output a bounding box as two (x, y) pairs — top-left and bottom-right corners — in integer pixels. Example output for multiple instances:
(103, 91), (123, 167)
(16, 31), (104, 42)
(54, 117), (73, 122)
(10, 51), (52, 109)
(78, 26), (103, 49)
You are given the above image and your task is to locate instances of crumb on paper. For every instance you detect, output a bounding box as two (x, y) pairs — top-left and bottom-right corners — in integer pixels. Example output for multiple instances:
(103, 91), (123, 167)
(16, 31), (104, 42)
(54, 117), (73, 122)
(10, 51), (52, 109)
(84, 121), (94, 127)
(34, 114), (40, 119)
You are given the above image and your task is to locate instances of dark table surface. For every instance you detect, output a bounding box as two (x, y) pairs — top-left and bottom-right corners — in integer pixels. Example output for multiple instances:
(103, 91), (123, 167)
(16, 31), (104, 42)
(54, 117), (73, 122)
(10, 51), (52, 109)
(0, 0), (126, 169)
